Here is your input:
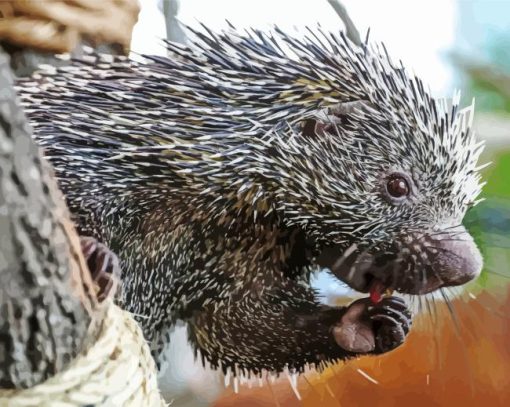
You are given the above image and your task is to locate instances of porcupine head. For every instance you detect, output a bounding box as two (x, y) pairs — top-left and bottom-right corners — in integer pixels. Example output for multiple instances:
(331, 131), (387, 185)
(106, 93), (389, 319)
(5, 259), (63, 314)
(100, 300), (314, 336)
(295, 89), (484, 298)
(211, 28), (486, 299)
(21, 26), (485, 374)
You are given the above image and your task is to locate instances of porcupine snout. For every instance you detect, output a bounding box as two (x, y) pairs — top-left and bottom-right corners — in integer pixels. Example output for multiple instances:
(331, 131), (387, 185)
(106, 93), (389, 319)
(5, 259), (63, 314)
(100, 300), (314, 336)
(318, 225), (483, 295)
(421, 225), (483, 288)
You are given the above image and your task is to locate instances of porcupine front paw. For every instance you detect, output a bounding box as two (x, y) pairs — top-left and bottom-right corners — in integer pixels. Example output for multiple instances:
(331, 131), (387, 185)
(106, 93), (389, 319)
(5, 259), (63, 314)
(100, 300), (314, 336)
(332, 296), (411, 355)
(80, 236), (121, 302)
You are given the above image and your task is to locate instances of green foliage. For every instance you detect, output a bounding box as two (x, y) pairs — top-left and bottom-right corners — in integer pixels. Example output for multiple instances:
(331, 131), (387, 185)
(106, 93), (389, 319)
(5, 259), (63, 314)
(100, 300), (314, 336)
(458, 32), (510, 113)
(464, 150), (510, 290)
(468, 79), (510, 113)
(480, 152), (510, 198)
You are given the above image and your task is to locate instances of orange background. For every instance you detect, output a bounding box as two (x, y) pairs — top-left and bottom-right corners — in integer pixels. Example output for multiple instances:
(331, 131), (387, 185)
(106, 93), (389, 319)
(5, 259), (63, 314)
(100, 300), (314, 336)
(215, 284), (510, 407)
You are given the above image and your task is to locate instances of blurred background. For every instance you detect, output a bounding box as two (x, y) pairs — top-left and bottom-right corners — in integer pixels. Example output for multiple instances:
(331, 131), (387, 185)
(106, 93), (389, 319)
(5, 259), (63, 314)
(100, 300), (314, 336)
(127, 1), (510, 406)
(2, 0), (507, 405)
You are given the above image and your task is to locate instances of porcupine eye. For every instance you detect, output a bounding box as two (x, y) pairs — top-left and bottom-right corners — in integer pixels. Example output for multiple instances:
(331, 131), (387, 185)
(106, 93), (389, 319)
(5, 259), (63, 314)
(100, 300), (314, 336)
(386, 174), (410, 198)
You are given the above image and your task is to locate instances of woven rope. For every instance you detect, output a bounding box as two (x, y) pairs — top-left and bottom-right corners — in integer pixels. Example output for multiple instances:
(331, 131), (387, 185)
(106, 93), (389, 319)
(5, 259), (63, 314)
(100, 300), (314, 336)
(0, 0), (140, 53)
(0, 302), (167, 407)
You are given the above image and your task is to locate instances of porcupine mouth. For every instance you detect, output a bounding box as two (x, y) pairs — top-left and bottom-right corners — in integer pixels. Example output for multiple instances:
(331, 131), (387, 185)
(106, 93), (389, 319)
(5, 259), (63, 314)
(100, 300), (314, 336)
(316, 225), (483, 297)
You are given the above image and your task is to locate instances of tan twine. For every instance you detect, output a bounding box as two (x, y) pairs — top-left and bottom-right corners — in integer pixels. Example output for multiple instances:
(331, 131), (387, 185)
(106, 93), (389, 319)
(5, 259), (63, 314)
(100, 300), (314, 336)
(0, 0), (140, 53)
(0, 302), (167, 407)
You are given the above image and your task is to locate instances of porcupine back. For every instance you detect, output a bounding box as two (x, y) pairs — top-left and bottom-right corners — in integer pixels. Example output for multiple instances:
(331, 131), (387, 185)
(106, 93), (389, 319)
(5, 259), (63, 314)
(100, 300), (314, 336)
(20, 24), (482, 231)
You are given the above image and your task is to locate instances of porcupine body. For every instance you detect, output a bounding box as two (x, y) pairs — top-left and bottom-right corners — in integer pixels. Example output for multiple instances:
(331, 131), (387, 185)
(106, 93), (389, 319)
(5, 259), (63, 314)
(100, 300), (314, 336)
(19, 26), (484, 375)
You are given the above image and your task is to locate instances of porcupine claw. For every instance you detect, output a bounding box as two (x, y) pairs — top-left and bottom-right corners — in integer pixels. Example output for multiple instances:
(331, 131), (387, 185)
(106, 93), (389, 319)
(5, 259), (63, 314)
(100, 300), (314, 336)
(332, 296), (410, 354)
(80, 236), (121, 302)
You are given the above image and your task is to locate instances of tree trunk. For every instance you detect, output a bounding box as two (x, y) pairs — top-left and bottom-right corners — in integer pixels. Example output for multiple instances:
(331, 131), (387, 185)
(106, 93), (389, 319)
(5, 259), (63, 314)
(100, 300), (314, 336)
(0, 47), (98, 389)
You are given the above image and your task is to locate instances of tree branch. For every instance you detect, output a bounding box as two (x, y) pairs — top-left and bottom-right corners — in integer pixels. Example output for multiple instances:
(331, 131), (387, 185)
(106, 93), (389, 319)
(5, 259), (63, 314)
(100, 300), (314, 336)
(327, 0), (362, 46)
(0, 47), (98, 389)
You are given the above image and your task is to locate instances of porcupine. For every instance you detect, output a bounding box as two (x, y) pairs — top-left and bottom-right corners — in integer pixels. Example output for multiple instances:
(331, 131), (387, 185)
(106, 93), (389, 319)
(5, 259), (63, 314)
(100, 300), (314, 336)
(18, 26), (484, 376)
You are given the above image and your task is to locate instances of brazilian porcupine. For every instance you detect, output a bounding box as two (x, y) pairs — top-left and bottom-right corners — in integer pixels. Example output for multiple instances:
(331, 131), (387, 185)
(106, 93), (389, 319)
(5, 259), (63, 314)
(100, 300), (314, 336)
(18, 26), (484, 376)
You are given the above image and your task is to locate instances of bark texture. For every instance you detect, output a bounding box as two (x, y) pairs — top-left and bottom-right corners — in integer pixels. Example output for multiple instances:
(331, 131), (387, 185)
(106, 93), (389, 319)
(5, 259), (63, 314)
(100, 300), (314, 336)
(0, 47), (97, 389)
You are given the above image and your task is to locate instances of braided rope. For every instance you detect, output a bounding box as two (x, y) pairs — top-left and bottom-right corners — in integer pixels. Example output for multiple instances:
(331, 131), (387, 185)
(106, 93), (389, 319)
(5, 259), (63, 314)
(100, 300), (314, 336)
(0, 0), (140, 53)
(0, 302), (167, 407)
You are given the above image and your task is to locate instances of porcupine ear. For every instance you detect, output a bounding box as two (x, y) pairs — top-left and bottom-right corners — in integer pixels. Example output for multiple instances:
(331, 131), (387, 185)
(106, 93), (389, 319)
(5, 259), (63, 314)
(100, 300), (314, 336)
(301, 100), (376, 138)
(301, 118), (326, 138)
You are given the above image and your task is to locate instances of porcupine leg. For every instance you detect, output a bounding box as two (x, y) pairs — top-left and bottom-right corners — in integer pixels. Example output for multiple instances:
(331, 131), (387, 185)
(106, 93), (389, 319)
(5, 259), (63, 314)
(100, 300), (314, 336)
(187, 278), (412, 373)
(80, 236), (120, 302)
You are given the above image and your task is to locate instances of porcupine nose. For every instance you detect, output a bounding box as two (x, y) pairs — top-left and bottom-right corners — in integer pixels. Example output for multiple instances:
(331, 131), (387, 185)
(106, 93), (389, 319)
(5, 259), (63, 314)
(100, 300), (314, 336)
(429, 225), (483, 287)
